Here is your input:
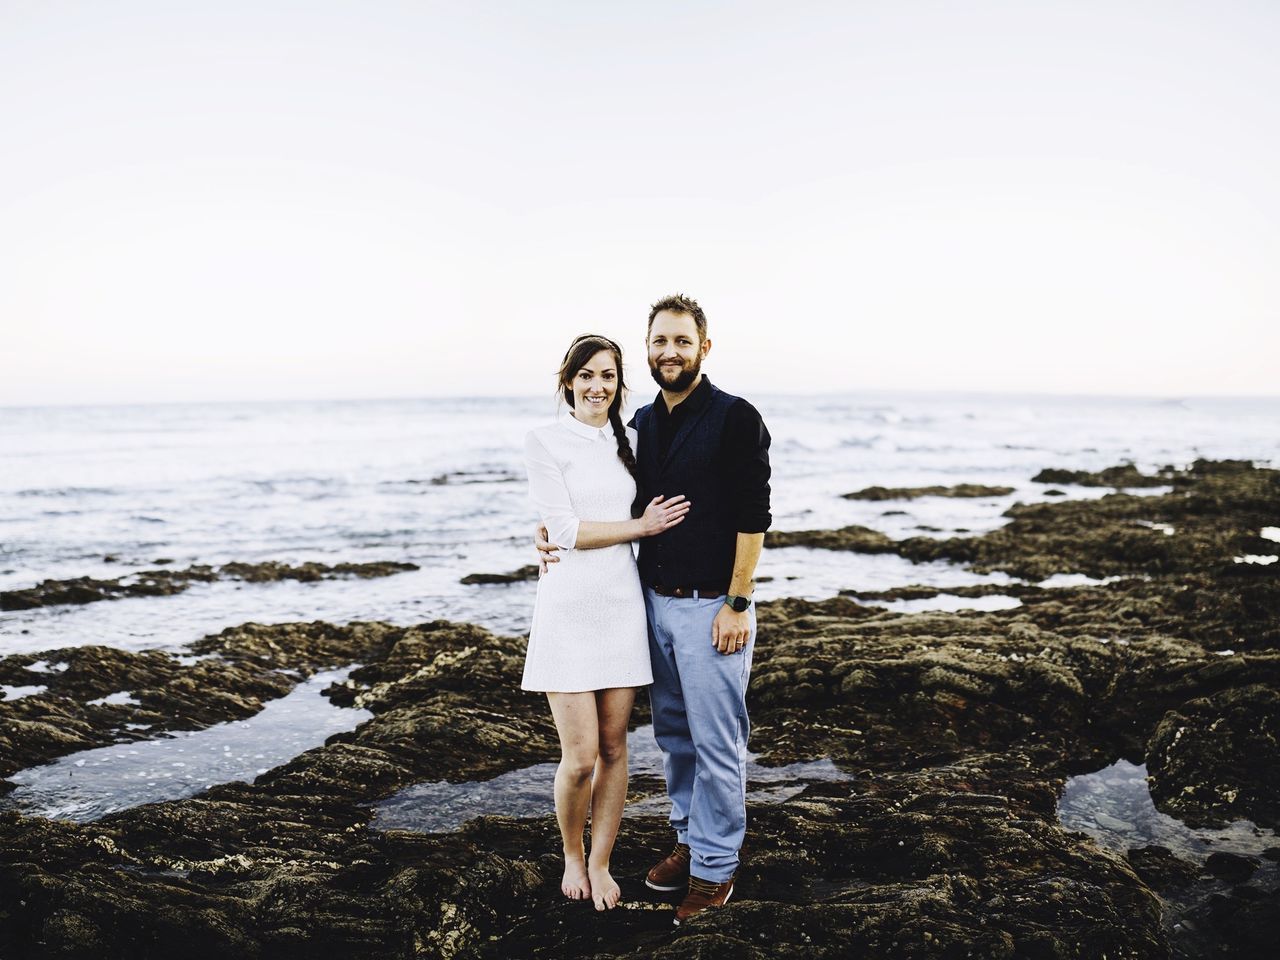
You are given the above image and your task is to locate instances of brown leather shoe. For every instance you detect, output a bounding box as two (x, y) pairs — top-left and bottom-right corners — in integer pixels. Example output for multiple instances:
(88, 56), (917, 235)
(673, 874), (734, 925)
(644, 842), (691, 892)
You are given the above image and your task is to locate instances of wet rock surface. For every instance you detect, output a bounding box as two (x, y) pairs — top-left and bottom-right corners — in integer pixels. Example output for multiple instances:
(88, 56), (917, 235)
(0, 560), (420, 611)
(782, 458), (1280, 582)
(764, 524), (897, 553)
(1032, 464), (1176, 487)
(1126, 845), (1199, 891)
(842, 582), (1044, 602)
(1146, 683), (1280, 829)
(460, 565), (540, 585)
(1, 459), (1277, 958)
(0, 645), (295, 785)
(842, 483), (1016, 500)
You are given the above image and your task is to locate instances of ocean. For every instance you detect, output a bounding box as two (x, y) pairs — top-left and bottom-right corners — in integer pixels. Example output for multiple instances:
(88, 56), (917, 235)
(2, 391), (1278, 657)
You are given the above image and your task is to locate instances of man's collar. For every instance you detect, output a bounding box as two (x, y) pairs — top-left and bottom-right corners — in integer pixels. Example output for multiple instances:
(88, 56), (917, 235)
(658, 375), (713, 416)
(560, 410), (610, 440)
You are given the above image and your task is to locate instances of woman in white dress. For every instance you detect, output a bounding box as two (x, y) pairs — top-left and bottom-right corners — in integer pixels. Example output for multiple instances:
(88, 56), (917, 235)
(523, 334), (690, 911)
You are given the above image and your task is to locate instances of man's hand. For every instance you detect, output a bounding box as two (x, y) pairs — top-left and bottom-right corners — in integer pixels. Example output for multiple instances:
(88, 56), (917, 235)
(711, 604), (751, 655)
(534, 522), (559, 575)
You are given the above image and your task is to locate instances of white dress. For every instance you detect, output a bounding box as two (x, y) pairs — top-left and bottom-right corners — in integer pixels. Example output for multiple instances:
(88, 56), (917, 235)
(521, 413), (653, 692)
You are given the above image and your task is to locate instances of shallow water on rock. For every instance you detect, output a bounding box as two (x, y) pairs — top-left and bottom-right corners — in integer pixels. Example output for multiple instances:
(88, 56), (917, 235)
(0, 665), (371, 822)
(1036, 572), (1131, 588)
(861, 593), (1023, 614)
(1057, 758), (1279, 956)
(370, 723), (851, 833)
(1058, 758), (1277, 861)
(1, 683), (48, 700)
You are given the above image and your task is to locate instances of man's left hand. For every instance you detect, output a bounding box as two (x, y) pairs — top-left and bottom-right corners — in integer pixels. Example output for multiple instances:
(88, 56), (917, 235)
(711, 604), (751, 655)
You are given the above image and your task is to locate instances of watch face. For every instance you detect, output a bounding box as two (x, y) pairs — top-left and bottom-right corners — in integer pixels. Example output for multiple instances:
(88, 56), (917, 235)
(729, 596), (750, 612)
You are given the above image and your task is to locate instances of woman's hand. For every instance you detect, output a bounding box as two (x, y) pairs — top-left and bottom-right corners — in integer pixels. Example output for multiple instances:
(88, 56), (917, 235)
(639, 494), (691, 537)
(534, 523), (559, 575)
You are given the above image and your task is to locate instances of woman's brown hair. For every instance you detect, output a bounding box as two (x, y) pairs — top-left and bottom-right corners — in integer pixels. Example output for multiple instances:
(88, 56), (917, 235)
(558, 334), (638, 479)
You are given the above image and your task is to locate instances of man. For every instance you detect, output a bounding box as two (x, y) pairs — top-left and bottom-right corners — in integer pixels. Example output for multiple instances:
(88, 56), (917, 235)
(537, 293), (771, 924)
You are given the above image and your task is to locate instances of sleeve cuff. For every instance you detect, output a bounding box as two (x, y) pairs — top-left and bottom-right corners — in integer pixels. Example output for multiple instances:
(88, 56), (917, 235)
(547, 517), (580, 550)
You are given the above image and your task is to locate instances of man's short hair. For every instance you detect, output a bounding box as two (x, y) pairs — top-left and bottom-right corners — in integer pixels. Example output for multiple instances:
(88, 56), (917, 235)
(647, 293), (707, 342)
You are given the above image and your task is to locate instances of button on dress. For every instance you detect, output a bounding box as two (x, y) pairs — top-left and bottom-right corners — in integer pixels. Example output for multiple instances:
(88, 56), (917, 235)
(522, 413), (652, 692)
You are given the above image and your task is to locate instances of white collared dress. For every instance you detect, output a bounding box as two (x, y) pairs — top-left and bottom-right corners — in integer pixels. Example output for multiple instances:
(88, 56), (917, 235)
(521, 414), (653, 692)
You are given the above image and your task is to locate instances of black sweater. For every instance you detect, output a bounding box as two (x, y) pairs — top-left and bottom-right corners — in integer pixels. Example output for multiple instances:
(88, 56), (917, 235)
(629, 377), (771, 588)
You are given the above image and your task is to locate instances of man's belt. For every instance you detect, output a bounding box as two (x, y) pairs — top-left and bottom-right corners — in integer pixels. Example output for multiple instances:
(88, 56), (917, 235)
(649, 583), (728, 599)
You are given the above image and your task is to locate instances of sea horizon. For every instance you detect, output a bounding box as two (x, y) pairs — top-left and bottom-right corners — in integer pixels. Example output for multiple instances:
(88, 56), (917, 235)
(4, 385), (1280, 413)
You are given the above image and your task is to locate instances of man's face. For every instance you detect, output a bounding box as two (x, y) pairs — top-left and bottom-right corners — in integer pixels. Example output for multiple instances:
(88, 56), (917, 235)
(647, 309), (710, 393)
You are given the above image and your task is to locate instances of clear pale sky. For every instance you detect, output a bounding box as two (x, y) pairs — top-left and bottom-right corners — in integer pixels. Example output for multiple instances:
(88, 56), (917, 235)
(1, 1), (1276, 405)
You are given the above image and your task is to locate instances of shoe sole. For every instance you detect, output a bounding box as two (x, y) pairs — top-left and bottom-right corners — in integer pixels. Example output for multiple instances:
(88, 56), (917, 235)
(644, 877), (686, 892)
(672, 882), (733, 926)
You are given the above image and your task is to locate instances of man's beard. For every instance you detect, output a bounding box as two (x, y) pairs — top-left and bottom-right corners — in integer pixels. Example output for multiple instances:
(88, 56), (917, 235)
(649, 357), (701, 393)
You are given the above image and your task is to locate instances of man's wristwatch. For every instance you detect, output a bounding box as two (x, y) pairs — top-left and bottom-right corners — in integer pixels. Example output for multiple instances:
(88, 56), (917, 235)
(724, 594), (751, 613)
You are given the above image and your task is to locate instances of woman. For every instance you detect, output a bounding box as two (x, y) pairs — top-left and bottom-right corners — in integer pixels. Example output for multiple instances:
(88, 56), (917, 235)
(522, 334), (689, 911)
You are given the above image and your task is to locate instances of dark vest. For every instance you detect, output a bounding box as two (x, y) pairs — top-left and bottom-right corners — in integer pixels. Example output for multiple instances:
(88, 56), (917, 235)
(633, 382), (739, 588)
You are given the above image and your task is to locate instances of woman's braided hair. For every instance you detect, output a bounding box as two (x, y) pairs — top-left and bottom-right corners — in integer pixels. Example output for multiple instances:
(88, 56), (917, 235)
(558, 334), (638, 479)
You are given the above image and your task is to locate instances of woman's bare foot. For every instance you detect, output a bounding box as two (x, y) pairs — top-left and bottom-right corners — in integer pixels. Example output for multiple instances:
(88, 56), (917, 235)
(561, 858), (591, 900)
(588, 864), (621, 911)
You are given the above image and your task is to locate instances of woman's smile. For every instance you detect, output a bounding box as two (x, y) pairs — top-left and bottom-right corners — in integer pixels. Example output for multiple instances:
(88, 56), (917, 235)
(571, 349), (618, 426)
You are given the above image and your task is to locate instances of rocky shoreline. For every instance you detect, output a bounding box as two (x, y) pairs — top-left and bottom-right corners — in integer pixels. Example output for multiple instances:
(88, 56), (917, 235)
(840, 483), (1016, 500)
(0, 560), (420, 612)
(1, 460), (1277, 958)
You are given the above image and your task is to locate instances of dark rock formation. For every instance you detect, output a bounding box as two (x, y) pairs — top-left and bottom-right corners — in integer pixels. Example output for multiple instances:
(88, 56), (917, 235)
(1031, 464), (1175, 487)
(765, 525), (896, 553)
(842, 483), (1015, 500)
(1146, 683), (1280, 828)
(428, 469), (520, 485)
(1125, 845), (1198, 891)
(897, 459), (1280, 580)
(461, 565), (540, 585)
(1203, 851), (1260, 882)
(1, 459), (1277, 958)
(769, 460), (1278, 578)
(0, 561), (419, 611)
(1, 604), (1183, 959)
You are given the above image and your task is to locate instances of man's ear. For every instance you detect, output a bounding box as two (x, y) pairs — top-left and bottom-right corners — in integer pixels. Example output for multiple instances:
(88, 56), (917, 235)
(701, 337), (712, 359)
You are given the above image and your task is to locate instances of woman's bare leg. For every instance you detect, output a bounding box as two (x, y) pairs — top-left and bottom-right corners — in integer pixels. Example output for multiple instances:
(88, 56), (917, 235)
(587, 686), (636, 910)
(547, 691), (599, 900)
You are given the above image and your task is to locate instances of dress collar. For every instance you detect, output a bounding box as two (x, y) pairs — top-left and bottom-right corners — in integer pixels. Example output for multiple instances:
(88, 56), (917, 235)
(560, 410), (611, 440)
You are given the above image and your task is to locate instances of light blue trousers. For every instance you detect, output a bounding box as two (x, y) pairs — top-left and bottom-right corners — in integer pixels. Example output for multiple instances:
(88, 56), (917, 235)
(644, 587), (756, 883)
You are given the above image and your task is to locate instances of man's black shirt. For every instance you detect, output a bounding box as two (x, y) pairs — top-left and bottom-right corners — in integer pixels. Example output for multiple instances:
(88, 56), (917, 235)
(629, 376), (771, 534)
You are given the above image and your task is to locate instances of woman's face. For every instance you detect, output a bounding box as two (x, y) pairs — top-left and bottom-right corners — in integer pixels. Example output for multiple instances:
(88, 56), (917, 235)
(570, 348), (619, 424)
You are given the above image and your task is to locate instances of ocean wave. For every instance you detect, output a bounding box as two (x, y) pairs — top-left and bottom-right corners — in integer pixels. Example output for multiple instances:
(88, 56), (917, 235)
(16, 487), (119, 498)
